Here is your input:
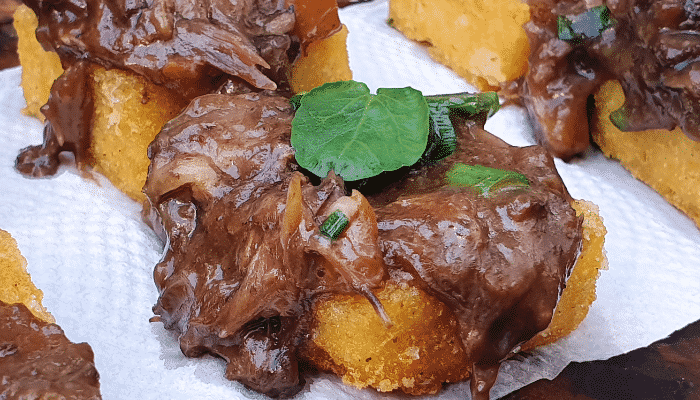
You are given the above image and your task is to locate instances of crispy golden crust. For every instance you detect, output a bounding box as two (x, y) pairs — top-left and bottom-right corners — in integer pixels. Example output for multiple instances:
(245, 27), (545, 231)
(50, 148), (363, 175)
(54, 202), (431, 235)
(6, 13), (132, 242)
(14, 4), (64, 121)
(306, 200), (606, 393)
(0, 229), (54, 323)
(388, 0), (530, 90)
(592, 80), (700, 229)
(303, 283), (470, 395)
(16, 6), (186, 202)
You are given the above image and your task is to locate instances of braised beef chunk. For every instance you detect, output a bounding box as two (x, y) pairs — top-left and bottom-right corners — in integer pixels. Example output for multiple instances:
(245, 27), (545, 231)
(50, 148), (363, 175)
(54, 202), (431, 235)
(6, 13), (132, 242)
(374, 121), (581, 367)
(224, 317), (302, 398)
(143, 91), (582, 397)
(24, 0), (295, 95)
(16, 0), (298, 179)
(0, 301), (102, 400)
(522, 0), (700, 159)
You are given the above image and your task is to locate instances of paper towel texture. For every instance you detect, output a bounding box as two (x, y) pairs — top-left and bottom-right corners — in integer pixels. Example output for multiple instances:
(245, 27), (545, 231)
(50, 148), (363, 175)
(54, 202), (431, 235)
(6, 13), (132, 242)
(1, 1), (700, 398)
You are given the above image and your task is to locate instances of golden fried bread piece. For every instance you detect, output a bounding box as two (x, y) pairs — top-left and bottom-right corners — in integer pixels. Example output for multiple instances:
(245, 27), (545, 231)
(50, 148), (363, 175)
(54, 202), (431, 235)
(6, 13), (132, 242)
(0, 229), (53, 323)
(15, 5), (187, 202)
(289, 24), (353, 93)
(304, 283), (470, 395)
(592, 80), (700, 229)
(90, 66), (189, 202)
(306, 200), (606, 393)
(388, 0), (530, 90)
(518, 1), (700, 160)
(522, 200), (607, 350)
(288, 0), (353, 93)
(13, 4), (63, 120)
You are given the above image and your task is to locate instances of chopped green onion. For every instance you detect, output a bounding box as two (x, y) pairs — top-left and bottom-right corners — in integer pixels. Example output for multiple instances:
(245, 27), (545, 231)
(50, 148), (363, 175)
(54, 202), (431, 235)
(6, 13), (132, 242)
(421, 92), (500, 162)
(320, 210), (350, 240)
(423, 103), (458, 162)
(558, 5), (616, 43)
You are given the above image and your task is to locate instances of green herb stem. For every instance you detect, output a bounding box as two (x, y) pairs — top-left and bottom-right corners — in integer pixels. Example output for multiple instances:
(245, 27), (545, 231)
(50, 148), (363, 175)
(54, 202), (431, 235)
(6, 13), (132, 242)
(421, 92), (500, 162)
(290, 93), (305, 110)
(425, 91), (500, 119)
(446, 163), (529, 197)
(424, 106), (458, 162)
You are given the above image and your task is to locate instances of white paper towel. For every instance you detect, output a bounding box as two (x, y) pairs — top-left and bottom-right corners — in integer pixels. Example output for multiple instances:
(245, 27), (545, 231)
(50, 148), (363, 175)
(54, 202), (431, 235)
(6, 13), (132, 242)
(1, 0), (700, 399)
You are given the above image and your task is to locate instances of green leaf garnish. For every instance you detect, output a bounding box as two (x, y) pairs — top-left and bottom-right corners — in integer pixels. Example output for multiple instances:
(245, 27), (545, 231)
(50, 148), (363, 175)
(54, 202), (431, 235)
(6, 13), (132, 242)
(291, 82), (502, 180)
(446, 163), (529, 197)
(558, 5), (616, 43)
(291, 81), (429, 181)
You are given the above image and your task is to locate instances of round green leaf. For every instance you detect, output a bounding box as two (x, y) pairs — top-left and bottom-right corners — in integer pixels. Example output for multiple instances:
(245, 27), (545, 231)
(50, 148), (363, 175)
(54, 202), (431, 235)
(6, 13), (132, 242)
(291, 81), (429, 181)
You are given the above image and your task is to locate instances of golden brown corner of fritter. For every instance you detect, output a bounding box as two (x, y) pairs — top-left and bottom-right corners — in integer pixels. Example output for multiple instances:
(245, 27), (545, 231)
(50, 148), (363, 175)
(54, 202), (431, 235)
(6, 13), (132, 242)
(0, 228), (54, 323)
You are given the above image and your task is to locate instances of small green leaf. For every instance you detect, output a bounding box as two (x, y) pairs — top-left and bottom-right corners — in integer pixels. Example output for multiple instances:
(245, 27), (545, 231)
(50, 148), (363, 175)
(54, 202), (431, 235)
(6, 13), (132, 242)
(609, 104), (630, 131)
(291, 81), (429, 181)
(557, 5), (616, 43)
(446, 163), (529, 197)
